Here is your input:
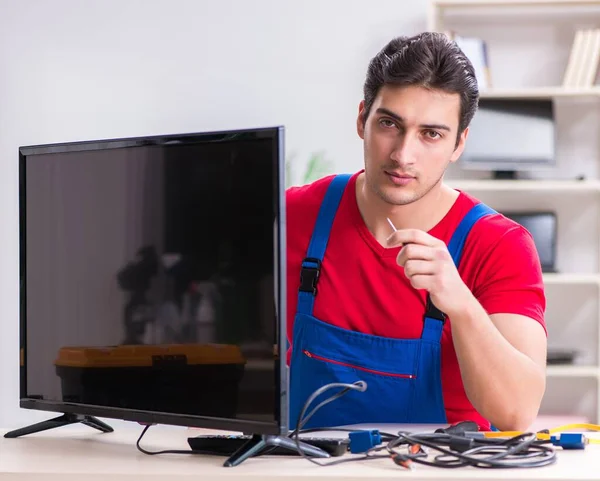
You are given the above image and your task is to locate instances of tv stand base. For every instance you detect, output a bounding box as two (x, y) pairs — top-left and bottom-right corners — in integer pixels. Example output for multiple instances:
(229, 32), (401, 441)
(4, 413), (114, 438)
(224, 433), (330, 467)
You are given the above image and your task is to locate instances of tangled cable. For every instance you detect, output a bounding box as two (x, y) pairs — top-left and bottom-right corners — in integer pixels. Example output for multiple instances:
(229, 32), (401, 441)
(136, 379), (559, 470)
(291, 380), (557, 469)
(380, 430), (556, 469)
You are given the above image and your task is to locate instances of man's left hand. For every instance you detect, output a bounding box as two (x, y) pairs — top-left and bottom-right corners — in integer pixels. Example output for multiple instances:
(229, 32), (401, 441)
(386, 228), (473, 317)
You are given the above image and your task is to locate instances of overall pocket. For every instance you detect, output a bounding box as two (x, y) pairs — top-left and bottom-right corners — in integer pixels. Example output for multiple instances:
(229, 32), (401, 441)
(303, 350), (416, 379)
(291, 347), (417, 428)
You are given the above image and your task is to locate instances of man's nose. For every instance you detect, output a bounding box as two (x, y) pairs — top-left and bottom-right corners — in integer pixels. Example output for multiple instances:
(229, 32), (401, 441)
(390, 133), (418, 165)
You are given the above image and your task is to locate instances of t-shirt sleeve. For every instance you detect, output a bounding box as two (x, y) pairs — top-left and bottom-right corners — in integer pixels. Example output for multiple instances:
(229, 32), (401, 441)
(472, 225), (547, 334)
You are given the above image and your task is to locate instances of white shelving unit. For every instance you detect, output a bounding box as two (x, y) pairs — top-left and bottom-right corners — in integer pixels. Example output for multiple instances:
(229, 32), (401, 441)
(546, 365), (600, 378)
(543, 273), (600, 286)
(480, 87), (600, 99)
(433, 0), (600, 5)
(448, 179), (600, 192)
(429, 0), (600, 423)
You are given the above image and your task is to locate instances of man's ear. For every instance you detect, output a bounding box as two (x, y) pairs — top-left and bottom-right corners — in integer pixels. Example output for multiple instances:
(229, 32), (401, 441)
(450, 127), (469, 164)
(357, 100), (366, 140)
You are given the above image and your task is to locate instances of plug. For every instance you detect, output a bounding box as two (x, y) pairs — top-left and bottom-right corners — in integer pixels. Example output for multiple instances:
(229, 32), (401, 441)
(550, 433), (588, 450)
(435, 420), (479, 436)
(349, 429), (382, 453)
(448, 436), (475, 452)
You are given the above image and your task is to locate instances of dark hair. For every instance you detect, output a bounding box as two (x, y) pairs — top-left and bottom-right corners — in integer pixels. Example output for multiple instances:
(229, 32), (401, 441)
(362, 32), (479, 144)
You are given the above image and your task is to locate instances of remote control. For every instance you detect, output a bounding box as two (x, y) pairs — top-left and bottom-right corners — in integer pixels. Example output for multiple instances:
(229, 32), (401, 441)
(187, 434), (349, 457)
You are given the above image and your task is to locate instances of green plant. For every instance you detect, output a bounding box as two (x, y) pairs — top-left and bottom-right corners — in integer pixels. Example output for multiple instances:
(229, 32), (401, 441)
(286, 151), (333, 188)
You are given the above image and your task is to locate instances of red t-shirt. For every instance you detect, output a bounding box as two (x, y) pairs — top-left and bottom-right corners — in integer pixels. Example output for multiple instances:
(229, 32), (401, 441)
(286, 171), (546, 429)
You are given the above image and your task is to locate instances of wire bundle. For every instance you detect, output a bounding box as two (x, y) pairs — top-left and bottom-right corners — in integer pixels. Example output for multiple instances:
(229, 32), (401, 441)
(293, 381), (557, 469)
(136, 380), (600, 470)
(383, 431), (556, 469)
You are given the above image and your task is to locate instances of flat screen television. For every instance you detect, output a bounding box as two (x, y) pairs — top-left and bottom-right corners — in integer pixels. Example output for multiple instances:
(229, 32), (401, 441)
(9, 127), (306, 465)
(460, 98), (556, 179)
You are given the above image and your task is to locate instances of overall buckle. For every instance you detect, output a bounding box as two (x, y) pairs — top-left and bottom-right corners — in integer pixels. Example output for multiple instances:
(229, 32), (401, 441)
(426, 297), (446, 322)
(299, 257), (322, 295)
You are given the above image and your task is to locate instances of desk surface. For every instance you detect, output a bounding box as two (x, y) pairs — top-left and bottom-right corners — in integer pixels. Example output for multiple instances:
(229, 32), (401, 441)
(1, 423), (599, 481)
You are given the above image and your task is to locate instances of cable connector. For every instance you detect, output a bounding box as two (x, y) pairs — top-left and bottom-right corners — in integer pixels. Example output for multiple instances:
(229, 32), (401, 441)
(435, 420), (479, 436)
(550, 433), (588, 450)
(348, 429), (382, 453)
(448, 436), (476, 452)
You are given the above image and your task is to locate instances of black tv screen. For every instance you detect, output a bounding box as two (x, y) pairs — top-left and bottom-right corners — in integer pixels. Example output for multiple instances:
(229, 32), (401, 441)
(18, 127), (287, 435)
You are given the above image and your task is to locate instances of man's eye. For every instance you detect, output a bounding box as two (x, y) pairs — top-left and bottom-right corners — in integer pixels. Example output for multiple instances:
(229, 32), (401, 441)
(425, 130), (441, 139)
(379, 119), (396, 128)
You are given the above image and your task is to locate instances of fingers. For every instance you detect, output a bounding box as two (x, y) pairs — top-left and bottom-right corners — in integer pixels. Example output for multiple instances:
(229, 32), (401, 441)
(386, 229), (444, 249)
(405, 274), (434, 291)
(396, 244), (435, 266)
(403, 259), (436, 278)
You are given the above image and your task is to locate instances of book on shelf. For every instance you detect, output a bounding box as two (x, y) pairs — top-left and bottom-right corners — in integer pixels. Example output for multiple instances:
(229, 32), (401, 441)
(562, 28), (600, 88)
(446, 32), (492, 90)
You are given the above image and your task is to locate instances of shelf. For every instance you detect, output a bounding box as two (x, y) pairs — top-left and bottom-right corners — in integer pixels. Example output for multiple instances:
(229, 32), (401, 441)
(448, 179), (600, 193)
(546, 365), (599, 378)
(434, 0), (600, 8)
(543, 273), (600, 286)
(480, 87), (600, 99)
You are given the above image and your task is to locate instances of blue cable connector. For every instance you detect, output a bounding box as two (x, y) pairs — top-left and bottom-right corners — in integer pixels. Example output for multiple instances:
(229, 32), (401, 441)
(348, 429), (383, 453)
(550, 433), (588, 450)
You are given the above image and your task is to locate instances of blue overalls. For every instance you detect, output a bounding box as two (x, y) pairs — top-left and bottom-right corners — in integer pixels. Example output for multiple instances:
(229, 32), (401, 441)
(288, 173), (496, 429)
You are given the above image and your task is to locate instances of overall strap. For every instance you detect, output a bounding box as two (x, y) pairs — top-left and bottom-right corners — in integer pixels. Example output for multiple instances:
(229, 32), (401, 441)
(447, 202), (497, 266)
(297, 174), (352, 316)
(422, 202), (497, 341)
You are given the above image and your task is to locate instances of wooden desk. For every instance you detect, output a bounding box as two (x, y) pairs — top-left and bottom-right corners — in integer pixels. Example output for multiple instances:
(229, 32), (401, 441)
(1, 424), (599, 480)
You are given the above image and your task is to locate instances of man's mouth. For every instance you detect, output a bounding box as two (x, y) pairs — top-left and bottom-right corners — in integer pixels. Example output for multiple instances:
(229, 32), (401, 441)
(384, 170), (415, 185)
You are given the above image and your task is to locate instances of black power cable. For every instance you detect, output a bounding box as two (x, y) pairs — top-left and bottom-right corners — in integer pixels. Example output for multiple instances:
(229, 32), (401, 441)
(134, 381), (371, 461)
(136, 424), (194, 456)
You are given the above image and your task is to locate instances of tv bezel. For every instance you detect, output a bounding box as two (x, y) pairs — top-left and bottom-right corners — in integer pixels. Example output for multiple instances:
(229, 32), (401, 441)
(18, 126), (288, 436)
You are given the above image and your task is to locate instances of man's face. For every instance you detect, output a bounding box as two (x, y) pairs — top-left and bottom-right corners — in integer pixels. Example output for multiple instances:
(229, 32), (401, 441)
(357, 84), (467, 206)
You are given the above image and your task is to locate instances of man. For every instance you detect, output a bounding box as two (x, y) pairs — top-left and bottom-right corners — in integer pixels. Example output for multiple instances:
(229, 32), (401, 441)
(286, 32), (547, 432)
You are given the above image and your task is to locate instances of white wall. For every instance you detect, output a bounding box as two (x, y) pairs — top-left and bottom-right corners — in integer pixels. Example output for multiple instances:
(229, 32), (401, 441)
(0, 0), (428, 428)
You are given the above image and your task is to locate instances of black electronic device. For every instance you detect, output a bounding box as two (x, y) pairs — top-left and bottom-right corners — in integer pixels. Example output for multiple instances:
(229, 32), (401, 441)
(461, 98), (556, 179)
(9, 126), (304, 466)
(546, 349), (578, 365)
(503, 211), (557, 273)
